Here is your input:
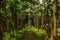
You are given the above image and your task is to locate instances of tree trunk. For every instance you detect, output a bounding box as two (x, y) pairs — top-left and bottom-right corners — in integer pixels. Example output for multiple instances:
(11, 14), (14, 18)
(52, 0), (58, 39)
(0, 0), (6, 40)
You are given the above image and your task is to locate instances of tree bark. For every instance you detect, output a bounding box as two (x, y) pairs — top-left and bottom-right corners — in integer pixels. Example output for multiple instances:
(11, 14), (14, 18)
(0, 0), (6, 40)
(52, 0), (58, 39)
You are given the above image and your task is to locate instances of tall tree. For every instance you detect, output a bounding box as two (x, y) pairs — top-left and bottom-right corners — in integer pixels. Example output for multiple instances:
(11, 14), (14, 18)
(0, 0), (6, 40)
(52, 0), (58, 40)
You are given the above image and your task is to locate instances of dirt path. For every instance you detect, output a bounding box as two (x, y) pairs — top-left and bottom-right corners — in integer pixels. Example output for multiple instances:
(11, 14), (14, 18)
(25, 31), (34, 40)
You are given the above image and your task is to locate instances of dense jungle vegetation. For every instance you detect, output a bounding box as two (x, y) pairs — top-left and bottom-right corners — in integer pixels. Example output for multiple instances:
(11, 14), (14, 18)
(0, 0), (60, 40)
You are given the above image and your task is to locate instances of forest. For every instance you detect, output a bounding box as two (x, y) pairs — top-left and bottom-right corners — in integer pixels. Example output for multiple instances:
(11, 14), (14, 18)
(0, 0), (60, 40)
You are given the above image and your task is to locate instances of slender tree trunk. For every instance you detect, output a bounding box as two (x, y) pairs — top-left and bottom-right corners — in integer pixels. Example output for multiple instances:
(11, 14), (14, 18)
(0, 0), (6, 40)
(34, 14), (36, 27)
(34, 14), (38, 28)
(28, 13), (31, 31)
(52, 0), (58, 39)
(44, 0), (52, 40)
(20, 15), (24, 29)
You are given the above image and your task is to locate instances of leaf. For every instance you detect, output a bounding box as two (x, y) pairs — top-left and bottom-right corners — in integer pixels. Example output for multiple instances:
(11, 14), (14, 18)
(0, 8), (5, 14)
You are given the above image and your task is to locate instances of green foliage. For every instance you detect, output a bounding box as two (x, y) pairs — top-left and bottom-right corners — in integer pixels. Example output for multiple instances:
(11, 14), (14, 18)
(1, 0), (60, 40)
(0, 8), (5, 14)
(3, 26), (46, 40)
